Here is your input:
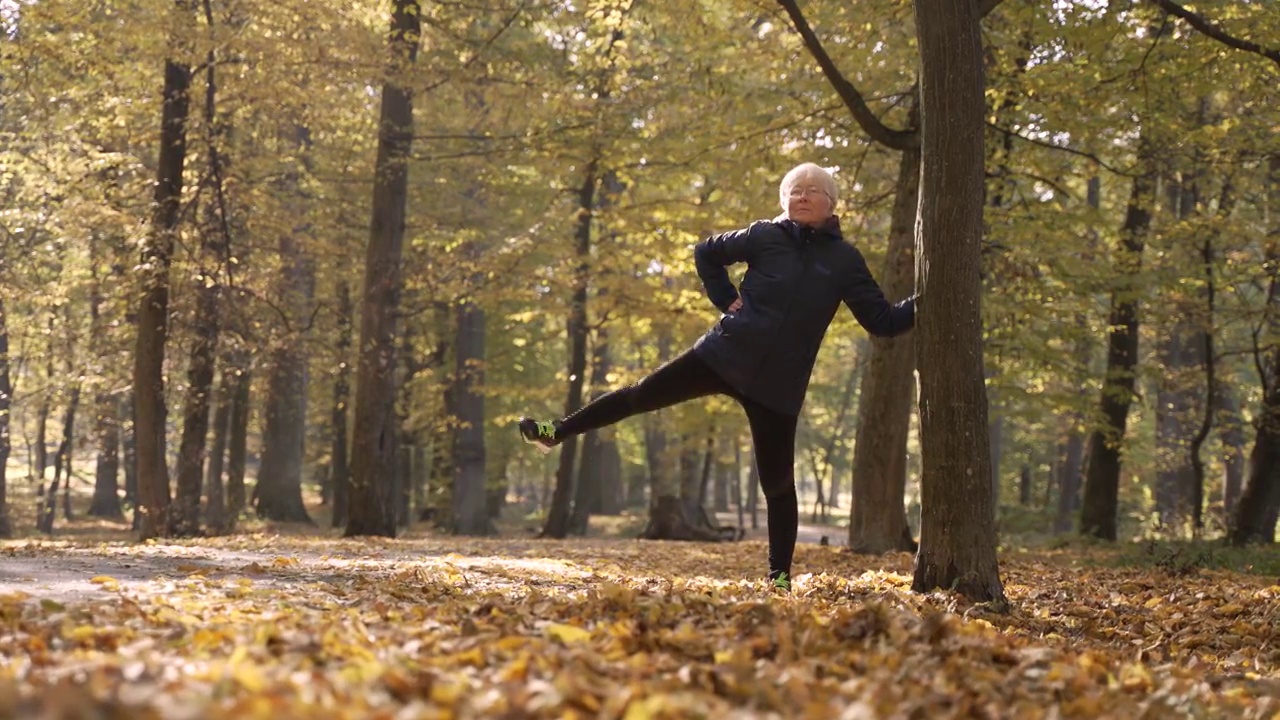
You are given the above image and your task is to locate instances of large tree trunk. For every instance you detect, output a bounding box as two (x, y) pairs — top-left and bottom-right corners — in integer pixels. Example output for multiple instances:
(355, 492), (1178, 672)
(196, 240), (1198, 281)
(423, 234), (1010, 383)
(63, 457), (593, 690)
(641, 415), (722, 542)
(850, 143), (920, 554)
(1230, 348), (1280, 545)
(452, 298), (489, 535)
(346, 0), (419, 538)
(0, 298), (12, 537)
(1080, 137), (1155, 541)
(542, 161), (598, 539)
(256, 343), (312, 522)
(330, 280), (353, 528)
(89, 398), (123, 520)
(909, 0), (1005, 602)
(133, 21), (193, 539)
(1229, 155), (1280, 544)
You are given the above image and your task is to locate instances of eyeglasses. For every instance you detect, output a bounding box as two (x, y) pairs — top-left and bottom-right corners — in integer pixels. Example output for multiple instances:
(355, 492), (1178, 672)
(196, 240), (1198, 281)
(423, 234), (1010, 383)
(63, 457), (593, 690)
(787, 185), (829, 199)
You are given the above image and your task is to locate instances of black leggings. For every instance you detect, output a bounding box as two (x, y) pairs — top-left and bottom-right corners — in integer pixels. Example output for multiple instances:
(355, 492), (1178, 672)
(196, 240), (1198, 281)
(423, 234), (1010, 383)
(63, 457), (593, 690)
(558, 348), (799, 581)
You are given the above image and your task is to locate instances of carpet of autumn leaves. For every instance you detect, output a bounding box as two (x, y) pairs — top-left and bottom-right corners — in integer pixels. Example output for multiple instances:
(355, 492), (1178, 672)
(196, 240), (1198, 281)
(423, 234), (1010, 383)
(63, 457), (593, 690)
(1, 533), (1278, 720)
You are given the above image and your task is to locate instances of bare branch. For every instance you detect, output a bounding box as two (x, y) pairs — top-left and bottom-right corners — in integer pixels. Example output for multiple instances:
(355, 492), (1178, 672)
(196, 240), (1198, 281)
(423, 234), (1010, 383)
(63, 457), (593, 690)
(774, 0), (918, 151)
(1148, 0), (1280, 68)
(986, 122), (1132, 176)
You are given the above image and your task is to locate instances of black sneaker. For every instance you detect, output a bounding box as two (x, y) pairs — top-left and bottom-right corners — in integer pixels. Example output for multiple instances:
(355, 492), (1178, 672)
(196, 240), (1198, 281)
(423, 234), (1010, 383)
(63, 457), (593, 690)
(518, 417), (561, 454)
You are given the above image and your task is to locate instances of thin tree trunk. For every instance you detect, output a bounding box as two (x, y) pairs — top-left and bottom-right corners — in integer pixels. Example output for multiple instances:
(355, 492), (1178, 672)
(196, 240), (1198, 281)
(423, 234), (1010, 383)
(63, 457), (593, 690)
(452, 298), (489, 535)
(1187, 178), (1231, 536)
(173, 8), (229, 537)
(1054, 429), (1085, 534)
(576, 327), (612, 526)
(173, 252), (220, 535)
(1220, 386), (1246, 515)
(34, 339), (52, 483)
(1080, 135), (1155, 541)
(346, 0), (419, 538)
(330, 280), (353, 528)
(133, 16), (192, 538)
(910, 0), (1005, 602)
(542, 161), (598, 539)
(850, 142), (920, 554)
(225, 361), (250, 523)
(748, 446), (760, 530)
(123, 396), (138, 526)
(39, 386), (79, 533)
(713, 455), (730, 514)
(204, 376), (230, 533)
(0, 299), (11, 536)
(88, 244), (123, 521)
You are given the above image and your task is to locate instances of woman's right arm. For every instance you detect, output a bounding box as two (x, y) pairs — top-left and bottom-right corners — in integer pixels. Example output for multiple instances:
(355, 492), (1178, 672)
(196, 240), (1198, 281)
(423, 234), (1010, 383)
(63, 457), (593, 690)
(693, 224), (758, 313)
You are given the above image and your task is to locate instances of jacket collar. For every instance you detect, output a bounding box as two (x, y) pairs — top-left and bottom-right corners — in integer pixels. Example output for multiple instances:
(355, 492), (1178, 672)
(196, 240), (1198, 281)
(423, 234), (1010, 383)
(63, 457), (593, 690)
(774, 214), (844, 243)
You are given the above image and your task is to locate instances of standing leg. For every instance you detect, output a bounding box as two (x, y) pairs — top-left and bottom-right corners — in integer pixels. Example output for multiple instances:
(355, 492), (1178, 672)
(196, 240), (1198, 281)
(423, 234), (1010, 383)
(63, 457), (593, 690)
(741, 397), (799, 588)
(520, 348), (731, 447)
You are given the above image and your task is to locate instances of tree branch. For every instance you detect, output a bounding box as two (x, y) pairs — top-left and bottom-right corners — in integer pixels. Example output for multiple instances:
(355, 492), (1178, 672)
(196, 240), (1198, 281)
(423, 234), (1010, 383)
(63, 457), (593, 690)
(987, 122), (1131, 176)
(1148, 0), (1280, 68)
(774, 0), (918, 150)
(977, 0), (1005, 20)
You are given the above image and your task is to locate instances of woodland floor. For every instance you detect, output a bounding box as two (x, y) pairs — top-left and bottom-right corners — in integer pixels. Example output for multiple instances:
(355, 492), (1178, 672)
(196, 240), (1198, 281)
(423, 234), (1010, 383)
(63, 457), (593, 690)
(1, 483), (1278, 719)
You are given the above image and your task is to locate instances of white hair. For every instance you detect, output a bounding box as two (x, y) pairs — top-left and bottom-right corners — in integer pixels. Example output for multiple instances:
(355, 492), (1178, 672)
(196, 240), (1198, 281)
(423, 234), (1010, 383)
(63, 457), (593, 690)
(778, 163), (838, 212)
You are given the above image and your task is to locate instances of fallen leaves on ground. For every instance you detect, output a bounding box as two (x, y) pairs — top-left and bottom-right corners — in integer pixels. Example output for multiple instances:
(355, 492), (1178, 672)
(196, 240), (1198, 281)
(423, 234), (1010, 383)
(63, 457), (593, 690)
(0, 536), (1277, 719)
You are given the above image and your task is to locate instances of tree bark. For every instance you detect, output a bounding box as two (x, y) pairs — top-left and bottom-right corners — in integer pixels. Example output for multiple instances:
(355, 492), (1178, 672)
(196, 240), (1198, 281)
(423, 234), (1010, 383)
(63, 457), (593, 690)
(172, 249), (220, 536)
(1219, 386), (1246, 515)
(204, 376), (230, 534)
(225, 359), (250, 522)
(330, 280), (353, 528)
(255, 257), (313, 523)
(88, 241), (123, 521)
(0, 298), (12, 537)
(1229, 155), (1280, 544)
(574, 327), (613, 529)
(542, 161), (598, 539)
(910, 0), (1005, 602)
(641, 420), (723, 542)
(89, 397), (123, 521)
(346, 0), (419, 538)
(172, 13), (230, 537)
(452, 298), (489, 535)
(1154, 174), (1203, 529)
(1054, 429), (1085, 534)
(1080, 137), (1155, 541)
(133, 14), (193, 539)
(39, 385), (79, 534)
(850, 143), (920, 554)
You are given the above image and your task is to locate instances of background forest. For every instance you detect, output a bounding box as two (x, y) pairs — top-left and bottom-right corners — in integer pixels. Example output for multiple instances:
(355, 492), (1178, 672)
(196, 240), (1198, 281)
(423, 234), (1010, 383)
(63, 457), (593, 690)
(0, 0), (1277, 550)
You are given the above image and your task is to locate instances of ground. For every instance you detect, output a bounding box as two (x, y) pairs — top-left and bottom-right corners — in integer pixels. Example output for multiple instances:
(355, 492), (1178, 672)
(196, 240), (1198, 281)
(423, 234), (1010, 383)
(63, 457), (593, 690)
(1, 479), (1278, 719)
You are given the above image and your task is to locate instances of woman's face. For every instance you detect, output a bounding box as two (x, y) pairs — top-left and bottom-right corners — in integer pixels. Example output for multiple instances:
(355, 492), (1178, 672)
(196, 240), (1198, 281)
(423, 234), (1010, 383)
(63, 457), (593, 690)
(783, 175), (834, 227)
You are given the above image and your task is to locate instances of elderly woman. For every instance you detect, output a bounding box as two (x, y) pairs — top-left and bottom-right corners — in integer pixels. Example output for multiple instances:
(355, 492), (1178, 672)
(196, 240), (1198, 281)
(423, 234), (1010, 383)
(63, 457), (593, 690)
(520, 162), (915, 591)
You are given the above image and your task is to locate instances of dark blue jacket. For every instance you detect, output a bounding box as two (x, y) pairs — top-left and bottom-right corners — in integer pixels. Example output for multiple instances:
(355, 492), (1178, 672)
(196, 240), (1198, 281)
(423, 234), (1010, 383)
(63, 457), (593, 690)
(692, 216), (915, 415)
